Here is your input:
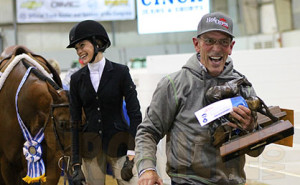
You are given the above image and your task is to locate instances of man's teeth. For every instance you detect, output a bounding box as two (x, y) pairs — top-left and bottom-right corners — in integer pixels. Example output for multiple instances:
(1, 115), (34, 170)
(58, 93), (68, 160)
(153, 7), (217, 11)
(210, 56), (222, 60)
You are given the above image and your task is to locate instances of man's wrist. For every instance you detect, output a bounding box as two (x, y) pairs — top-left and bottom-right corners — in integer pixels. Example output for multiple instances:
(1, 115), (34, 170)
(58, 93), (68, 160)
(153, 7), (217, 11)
(138, 168), (157, 178)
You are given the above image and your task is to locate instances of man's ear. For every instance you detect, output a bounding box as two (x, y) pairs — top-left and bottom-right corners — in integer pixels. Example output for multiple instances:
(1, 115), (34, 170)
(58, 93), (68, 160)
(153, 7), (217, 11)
(192, 37), (201, 53)
(229, 40), (235, 55)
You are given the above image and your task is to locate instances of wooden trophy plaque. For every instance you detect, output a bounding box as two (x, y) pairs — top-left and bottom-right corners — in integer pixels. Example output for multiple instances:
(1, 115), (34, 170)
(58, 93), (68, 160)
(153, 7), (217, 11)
(219, 106), (294, 162)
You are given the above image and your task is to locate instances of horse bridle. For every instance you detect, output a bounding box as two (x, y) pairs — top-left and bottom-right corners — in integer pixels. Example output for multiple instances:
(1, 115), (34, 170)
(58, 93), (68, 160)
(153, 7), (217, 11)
(50, 103), (72, 174)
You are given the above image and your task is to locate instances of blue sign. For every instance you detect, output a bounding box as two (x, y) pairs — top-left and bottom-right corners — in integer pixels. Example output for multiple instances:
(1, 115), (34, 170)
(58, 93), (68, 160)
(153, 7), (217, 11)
(136, 0), (210, 34)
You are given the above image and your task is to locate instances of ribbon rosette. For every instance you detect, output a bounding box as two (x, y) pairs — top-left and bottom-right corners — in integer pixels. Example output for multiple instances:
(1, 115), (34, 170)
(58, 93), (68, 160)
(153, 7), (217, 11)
(22, 138), (46, 183)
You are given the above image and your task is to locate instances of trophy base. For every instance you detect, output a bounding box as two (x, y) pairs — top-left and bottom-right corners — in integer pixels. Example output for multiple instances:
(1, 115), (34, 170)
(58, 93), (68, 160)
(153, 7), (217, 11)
(220, 120), (294, 162)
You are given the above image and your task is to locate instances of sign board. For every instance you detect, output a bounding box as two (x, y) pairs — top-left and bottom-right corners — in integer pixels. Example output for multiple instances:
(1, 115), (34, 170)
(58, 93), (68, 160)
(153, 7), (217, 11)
(17, 0), (135, 23)
(136, 0), (210, 34)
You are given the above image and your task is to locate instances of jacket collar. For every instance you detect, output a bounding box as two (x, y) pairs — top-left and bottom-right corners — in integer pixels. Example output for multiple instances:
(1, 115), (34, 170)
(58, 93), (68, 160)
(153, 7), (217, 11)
(79, 59), (114, 93)
(98, 59), (113, 92)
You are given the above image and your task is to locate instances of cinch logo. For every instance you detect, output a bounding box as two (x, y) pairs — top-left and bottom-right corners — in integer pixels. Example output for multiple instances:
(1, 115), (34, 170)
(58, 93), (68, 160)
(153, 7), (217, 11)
(206, 17), (229, 29)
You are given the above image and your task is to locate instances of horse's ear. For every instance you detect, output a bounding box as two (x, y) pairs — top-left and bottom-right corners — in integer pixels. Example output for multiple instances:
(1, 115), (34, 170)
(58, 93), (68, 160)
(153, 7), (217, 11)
(47, 82), (60, 103)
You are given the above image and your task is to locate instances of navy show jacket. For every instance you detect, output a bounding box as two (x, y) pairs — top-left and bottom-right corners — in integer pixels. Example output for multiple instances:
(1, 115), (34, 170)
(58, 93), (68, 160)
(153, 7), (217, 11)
(70, 59), (142, 159)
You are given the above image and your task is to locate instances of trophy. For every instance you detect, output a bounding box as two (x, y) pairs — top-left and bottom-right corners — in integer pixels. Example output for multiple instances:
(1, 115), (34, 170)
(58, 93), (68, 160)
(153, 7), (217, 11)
(204, 77), (294, 162)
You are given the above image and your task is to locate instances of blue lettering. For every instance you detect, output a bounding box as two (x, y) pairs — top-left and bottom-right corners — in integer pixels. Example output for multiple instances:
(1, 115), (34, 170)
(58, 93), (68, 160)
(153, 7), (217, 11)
(142, 0), (151, 6)
(163, 0), (173, 5)
(141, 0), (203, 6)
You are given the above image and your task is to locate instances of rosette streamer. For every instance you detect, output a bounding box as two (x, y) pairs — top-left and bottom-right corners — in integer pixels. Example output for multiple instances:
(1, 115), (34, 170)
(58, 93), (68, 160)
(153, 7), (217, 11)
(15, 67), (46, 183)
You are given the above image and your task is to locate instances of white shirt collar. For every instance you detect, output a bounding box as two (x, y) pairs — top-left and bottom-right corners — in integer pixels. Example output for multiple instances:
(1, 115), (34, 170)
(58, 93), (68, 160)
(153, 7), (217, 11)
(88, 57), (106, 73)
(87, 57), (106, 92)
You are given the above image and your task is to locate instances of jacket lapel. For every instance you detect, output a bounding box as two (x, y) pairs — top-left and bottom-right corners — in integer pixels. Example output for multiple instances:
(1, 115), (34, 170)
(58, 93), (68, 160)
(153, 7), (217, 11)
(97, 59), (113, 93)
(81, 66), (97, 94)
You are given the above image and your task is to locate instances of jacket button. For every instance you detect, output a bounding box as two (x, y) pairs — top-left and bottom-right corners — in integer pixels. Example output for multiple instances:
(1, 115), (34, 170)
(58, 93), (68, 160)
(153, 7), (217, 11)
(99, 130), (102, 135)
(98, 119), (101, 123)
(96, 96), (99, 100)
(97, 107), (100, 111)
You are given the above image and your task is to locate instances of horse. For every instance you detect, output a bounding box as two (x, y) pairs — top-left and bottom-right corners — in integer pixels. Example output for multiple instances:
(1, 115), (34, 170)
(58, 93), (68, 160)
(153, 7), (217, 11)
(0, 45), (72, 185)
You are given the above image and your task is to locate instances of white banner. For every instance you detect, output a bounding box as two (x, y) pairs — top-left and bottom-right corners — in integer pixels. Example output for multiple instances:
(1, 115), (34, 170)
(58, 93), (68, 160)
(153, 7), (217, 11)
(136, 0), (210, 34)
(17, 0), (135, 23)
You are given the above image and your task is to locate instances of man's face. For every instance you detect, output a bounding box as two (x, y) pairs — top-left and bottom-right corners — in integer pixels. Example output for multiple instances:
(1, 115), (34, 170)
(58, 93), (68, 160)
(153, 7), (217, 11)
(193, 31), (235, 77)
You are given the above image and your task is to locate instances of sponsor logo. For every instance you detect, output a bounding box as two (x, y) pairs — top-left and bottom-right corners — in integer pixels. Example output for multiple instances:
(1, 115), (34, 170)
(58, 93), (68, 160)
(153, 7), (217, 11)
(201, 113), (208, 123)
(21, 0), (43, 9)
(206, 17), (229, 29)
(51, 1), (80, 8)
(105, 0), (129, 5)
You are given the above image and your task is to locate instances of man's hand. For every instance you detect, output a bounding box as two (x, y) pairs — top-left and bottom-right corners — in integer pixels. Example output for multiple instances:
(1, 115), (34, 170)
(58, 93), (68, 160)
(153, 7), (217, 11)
(138, 170), (163, 185)
(72, 165), (86, 185)
(228, 105), (257, 132)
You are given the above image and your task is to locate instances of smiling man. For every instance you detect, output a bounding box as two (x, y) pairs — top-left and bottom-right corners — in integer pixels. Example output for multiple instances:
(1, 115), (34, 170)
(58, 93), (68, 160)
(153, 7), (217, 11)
(135, 12), (263, 185)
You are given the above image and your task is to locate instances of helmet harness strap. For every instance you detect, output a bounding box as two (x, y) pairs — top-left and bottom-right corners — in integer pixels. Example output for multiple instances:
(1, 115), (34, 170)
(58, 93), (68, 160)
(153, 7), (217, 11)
(89, 36), (98, 63)
(89, 36), (109, 63)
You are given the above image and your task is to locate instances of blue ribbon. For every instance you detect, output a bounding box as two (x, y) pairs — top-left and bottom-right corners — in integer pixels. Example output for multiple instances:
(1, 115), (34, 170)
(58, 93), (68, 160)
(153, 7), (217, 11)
(15, 67), (46, 183)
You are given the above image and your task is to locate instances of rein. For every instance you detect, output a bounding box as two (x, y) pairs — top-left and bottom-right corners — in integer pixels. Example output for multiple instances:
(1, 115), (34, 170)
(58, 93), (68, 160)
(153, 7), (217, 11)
(50, 103), (72, 183)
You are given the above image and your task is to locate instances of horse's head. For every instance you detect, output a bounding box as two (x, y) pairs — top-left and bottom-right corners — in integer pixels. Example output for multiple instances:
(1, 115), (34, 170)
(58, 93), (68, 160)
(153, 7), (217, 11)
(205, 77), (253, 104)
(46, 84), (71, 153)
(46, 87), (74, 178)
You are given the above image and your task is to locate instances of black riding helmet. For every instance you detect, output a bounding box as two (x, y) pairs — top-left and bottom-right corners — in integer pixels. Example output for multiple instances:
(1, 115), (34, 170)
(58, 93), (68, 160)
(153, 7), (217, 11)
(67, 20), (111, 63)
